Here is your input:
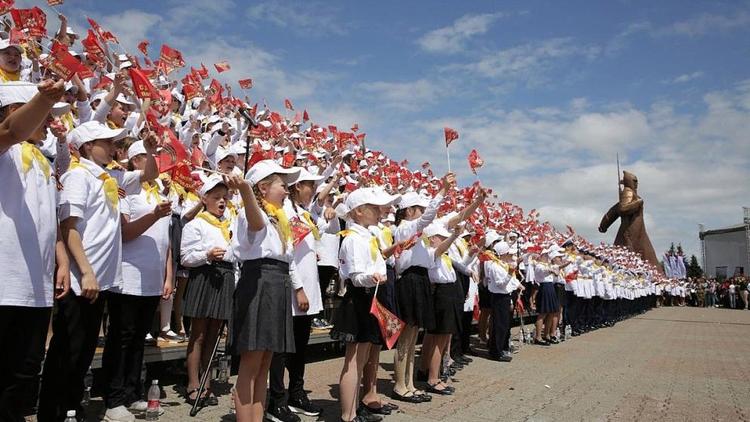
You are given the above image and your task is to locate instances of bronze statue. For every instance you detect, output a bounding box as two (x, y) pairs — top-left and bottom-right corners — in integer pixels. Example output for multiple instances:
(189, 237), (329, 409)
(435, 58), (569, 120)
(598, 171), (660, 269)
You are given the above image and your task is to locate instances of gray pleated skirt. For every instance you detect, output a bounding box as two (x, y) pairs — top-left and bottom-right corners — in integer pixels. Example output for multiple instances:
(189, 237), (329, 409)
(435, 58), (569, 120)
(230, 258), (295, 354)
(182, 262), (235, 320)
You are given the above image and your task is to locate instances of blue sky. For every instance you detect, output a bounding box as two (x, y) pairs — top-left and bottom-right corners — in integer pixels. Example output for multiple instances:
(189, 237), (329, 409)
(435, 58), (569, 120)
(26, 0), (750, 266)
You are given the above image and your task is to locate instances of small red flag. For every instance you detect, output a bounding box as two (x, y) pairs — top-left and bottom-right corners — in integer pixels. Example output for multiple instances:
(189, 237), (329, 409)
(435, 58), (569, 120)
(159, 44), (185, 68)
(137, 40), (149, 56)
(281, 151), (295, 168)
(100, 31), (119, 44)
(0, 1), (15, 16)
(468, 149), (484, 174)
(93, 75), (112, 90)
(238, 78), (253, 89)
(86, 17), (102, 34)
(10, 7), (46, 38)
(214, 61), (231, 73)
(198, 63), (209, 79)
(444, 127), (459, 147)
(45, 41), (84, 81)
(128, 67), (158, 100)
(302, 110), (309, 122)
(81, 30), (105, 63)
(47, 0), (63, 5)
(370, 295), (406, 349)
(284, 98), (294, 111)
(351, 123), (359, 132)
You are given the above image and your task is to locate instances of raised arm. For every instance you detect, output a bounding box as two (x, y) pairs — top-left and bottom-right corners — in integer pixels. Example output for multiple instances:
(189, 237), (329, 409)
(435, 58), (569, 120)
(0, 80), (65, 154)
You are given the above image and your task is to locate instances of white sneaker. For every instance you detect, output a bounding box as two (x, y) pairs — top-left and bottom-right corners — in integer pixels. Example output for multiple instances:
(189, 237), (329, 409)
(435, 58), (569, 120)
(103, 405), (136, 422)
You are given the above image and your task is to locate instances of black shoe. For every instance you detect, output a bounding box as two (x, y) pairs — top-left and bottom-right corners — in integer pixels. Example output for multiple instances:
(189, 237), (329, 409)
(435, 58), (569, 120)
(416, 369), (428, 382)
(288, 394), (322, 417)
(355, 404), (383, 422)
(360, 401), (391, 416)
(425, 383), (454, 395)
(548, 336), (560, 344)
(265, 405), (301, 422)
(391, 391), (423, 403)
(533, 339), (550, 346)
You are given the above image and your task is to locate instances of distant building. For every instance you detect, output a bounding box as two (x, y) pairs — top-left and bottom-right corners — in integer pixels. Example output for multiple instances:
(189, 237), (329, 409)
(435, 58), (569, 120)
(699, 207), (750, 279)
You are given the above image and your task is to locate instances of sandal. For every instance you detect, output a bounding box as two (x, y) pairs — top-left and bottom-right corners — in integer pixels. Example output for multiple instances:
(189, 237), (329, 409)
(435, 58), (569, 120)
(203, 390), (219, 406)
(411, 390), (432, 402)
(391, 391), (422, 404)
(185, 388), (204, 406)
(533, 338), (550, 346)
(361, 401), (391, 415)
(426, 382), (454, 395)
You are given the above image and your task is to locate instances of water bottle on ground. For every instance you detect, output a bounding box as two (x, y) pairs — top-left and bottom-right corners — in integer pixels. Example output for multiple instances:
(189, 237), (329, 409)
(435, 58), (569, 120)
(555, 327), (561, 340)
(146, 379), (160, 421)
(64, 410), (77, 422)
(565, 325), (572, 339)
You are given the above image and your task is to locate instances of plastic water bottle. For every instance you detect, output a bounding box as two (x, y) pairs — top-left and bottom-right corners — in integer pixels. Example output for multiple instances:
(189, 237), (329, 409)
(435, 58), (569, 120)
(219, 355), (230, 383)
(64, 410), (77, 422)
(146, 379), (160, 421)
(555, 327), (561, 340)
(565, 325), (572, 339)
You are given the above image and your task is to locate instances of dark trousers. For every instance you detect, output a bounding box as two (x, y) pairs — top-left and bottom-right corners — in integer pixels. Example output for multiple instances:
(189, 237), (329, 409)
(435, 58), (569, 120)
(269, 314), (313, 406)
(565, 292), (578, 330)
(488, 293), (511, 358)
(38, 293), (106, 422)
(102, 293), (160, 408)
(450, 272), (469, 359)
(0, 306), (51, 422)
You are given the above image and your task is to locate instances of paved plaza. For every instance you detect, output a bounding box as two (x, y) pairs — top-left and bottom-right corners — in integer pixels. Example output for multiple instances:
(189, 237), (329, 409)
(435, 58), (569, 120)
(71, 306), (750, 421)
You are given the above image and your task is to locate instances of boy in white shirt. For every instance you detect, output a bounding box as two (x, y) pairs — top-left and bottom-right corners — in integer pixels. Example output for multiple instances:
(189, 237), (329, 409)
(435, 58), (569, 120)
(39, 121), (159, 422)
(0, 80), (67, 421)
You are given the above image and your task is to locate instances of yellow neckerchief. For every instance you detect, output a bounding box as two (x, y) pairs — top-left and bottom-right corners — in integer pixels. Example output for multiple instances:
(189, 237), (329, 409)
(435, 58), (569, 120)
(106, 120), (121, 129)
(263, 200), (291, 245)
(301, 210), (321, 240)
(69, 159), (120, 210)
(0, 68), (20, 82)
(142, 181), (161, 204)
(339, 228), (379, 262)
(106, 160), (125, 171)
(196, 211), (231, 242)
(381, 225), (394, 247)
(60, 112), (76, 131)
(441, 253), (453, 271)
(456, 237), (468, 257)
(20, 142), (50, 179)
(226, 201), (238, 219)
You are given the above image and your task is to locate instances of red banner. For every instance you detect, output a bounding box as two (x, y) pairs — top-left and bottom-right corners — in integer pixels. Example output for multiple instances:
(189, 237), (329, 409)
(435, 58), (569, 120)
(10, 7), (46, 38)
(238, 78), (253, 89)
(444, 127), (459, 147)
(370, 295), (405, 349)
(128, 67), (158, 100)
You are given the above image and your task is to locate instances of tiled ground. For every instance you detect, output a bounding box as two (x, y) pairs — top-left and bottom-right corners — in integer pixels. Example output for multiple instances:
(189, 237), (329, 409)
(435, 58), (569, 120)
(66, 306), (750, 421)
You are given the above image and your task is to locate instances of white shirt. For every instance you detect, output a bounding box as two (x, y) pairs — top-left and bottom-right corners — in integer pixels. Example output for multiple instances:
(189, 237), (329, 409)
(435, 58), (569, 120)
(448, 238), (474, 276)
(316, 216), (341, 267)
(59, 158), (141, 294)
(484, 259), (521, 294)
(181, 213), (237, 267)
(339, 223), (387, 288)
(113, 182), (171, 296)
(394, 193), (443, 274)
(284, 200), (324, 316)
(0, 143), (58, 307)
(233, 210), (294, 264)
(427, 248), (457, 284)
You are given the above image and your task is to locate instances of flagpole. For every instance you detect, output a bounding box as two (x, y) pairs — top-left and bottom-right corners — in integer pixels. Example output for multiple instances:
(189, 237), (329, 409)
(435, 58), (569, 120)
(445, 144), (452, 172)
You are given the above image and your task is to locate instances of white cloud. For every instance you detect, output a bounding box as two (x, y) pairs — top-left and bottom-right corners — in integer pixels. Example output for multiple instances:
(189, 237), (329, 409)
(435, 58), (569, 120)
(359, 79), (443, 110)
(659, 11), (750, 37)
(667, 71), (704, 84)
(460, 37), (600, 83)
(246, 1), (347, 35)
(417, 12), (506, 54)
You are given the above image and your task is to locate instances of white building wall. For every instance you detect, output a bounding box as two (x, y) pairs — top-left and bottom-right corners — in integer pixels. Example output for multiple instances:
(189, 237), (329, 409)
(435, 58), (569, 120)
(703, 230), (748, 278)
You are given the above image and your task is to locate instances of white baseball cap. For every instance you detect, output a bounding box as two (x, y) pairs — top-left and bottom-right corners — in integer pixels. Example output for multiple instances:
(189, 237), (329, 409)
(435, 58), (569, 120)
(493, 241), (511, 256)
(344, 187), (400, 214)
(398, 191), (430, 209)
(484, 230), (502, 248)
(68, 121), (127, 149)
(116, 94), (135, 106)
(423, 222), (451, 238)
(0, 38), (23, 55)
(127, 140), (146, 159)
(289, 167), (324, 186)
(245, 159), (300, 185)
(0, 82), (37, 107)
(51, 102), (71, 116)
(215, 148), (237, 165)
(199, 175), (228, 196)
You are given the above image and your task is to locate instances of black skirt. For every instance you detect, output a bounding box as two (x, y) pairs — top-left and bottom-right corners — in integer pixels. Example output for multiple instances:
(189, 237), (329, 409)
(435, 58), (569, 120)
(379, 265), (399, 315)
(330, 282), (382, 345)
(396, 267), (435, 330)
(536, 282), (560, 314)
(428, 283), (462, 335)
(478, 283), (491, 309)
(230, 259), (295, 354)
(182, 262), (235, 320)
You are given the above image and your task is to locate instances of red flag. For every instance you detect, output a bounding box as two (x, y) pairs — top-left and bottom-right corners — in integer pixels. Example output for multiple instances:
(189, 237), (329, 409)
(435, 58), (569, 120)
(137, 40), (149, 56)
(198, 63), (209, 79)
(468, 149), (484, 174)
(281, 152), (295, 168)
(238, 78), (253, 89)
(10, 7), (46, 38)
(86, 17), (102, 34)
(93, 75), (112, 90)
(351, 123), (359, 132)
(156, 130), (190, 173)
(214, 61), (231, 73)
(47, 0), (63, 5)
(302, 110), (309, 122)
(515, 296), (525, 315)
(190, 146), (207, 167)
(289, 216), (312, 247)
(81, 30), (105, 62)
(0, 1), (15, 15)
(284, 98), (294, 111)
(128, 67), (158, 100)
(45, 41), (83, 81)
(444, 127), (459, 147)
(370, 295), (405, 349)
(100, 31), (119, 44)
(159, 44), (185, 68)
(565, 271), (579, 284)
(8, 27), (26, 45)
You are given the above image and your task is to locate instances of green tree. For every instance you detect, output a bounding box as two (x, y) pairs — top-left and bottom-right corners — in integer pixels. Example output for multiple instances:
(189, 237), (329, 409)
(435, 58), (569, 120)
(687, 254), (703, 278)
